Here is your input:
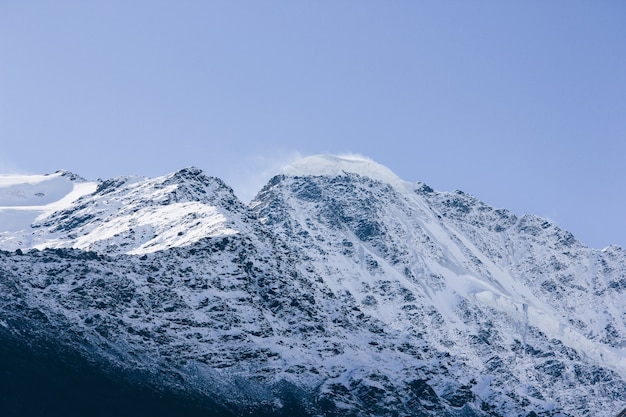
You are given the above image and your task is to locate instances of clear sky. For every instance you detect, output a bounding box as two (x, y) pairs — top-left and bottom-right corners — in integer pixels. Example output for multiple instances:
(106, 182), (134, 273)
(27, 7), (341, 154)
(1, 1), (625, 249)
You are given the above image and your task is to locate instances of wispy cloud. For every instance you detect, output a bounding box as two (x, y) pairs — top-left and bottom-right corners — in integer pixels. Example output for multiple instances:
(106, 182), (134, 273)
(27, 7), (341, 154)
(224, 150), (304, 203)
(333, 152), (373, 162)
(223, 151), (375, 203)
(0, 157), (26, 174)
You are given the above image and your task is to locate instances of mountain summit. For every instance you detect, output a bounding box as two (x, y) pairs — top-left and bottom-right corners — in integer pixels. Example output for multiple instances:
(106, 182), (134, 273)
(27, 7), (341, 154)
(281, 154), (408, 189)
(1, 155), (625, 416)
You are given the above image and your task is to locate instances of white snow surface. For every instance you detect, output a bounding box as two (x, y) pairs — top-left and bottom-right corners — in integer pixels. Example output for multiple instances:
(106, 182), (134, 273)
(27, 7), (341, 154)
(0, 172), (97, 232)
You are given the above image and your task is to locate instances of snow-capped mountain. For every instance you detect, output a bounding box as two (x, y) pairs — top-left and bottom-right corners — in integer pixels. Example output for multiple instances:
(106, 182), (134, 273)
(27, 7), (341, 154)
(0, 155), (624, 417)
(0, 167), (243, 254)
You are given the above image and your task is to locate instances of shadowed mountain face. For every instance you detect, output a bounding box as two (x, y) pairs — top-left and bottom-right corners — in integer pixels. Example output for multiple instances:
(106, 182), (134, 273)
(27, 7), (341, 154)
(1, 156), (625, 416)
(0, 328), (234, 417)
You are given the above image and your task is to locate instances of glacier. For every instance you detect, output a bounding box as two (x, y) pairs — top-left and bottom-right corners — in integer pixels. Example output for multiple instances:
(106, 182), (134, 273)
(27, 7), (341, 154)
(0, 155), (624, 417)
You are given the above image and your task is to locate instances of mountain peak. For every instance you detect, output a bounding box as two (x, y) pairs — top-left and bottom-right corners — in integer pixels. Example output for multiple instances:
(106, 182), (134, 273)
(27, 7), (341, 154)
(169, 165), (205, 180)
(281, 154), (409, 190)
(54, 169), (88, 183)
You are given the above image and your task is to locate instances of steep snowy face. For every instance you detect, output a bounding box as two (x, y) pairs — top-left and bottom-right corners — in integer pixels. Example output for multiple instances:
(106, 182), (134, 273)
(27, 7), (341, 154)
(0, 167), (246, 254)
(251, 163), (626, 416)
(419, 189), (626, 354)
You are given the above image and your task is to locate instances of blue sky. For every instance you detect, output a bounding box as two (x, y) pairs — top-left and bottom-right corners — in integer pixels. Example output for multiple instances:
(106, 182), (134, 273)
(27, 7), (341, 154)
(1, 1), (625, 249)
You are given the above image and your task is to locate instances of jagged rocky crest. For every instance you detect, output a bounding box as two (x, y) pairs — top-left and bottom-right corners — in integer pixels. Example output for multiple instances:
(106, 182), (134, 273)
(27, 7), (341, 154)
(0, 156), (625, 417)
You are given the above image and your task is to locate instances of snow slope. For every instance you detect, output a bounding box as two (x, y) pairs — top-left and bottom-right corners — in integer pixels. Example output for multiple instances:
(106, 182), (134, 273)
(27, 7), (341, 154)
(0, 171), (97, 242)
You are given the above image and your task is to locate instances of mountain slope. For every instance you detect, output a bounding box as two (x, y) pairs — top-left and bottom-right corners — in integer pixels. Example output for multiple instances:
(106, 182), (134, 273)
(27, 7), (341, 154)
(0, 155), (624, 416)
(252, 155), (626, 415)
(0, 167), (244, 254)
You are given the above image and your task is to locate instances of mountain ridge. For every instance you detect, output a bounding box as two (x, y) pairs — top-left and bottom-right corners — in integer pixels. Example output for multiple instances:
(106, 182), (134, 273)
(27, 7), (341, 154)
(0, 155), (624, 416)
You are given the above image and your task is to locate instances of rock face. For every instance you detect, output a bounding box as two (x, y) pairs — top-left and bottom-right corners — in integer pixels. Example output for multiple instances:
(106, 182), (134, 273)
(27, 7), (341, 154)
(0, 155), (625, 417)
